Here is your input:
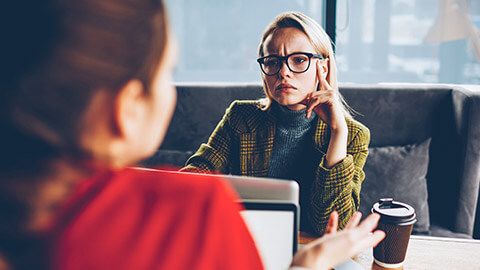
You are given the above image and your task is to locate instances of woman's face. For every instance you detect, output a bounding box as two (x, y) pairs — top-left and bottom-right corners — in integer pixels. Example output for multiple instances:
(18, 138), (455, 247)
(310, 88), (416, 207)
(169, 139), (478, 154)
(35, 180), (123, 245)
(262, 27), (327, 110)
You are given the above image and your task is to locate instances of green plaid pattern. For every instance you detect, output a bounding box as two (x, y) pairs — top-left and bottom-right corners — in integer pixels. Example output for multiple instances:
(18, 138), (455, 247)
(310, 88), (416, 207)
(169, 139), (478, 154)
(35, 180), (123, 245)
(182, 100), (370, 235)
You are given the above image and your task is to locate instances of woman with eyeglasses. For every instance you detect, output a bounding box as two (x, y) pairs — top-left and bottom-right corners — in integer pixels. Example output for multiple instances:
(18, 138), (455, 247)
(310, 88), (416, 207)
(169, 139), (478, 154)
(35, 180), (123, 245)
(183, 12), (370, 236)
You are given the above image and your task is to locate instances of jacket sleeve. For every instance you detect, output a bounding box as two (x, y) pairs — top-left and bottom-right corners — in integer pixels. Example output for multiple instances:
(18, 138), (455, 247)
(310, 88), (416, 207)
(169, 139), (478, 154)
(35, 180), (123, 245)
(180, 103), (238, 174)
(309, 123), (370, 235)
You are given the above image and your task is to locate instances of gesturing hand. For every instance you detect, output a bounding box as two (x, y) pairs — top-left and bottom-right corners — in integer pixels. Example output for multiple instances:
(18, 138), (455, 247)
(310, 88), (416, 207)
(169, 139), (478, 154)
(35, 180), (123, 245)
(291, 211), (385, 270)
(301, 61), (346, 132)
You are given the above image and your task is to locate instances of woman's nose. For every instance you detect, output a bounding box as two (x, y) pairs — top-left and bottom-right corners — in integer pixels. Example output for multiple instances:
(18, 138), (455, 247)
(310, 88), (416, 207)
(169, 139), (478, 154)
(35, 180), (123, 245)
(278, 61), (292, 77)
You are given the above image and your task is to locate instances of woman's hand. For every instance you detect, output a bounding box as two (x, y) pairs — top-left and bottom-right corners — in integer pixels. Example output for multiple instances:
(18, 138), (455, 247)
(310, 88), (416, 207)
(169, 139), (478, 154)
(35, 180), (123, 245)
(302, 61), (348, 168)
(291, 211), (385, 270)
(301, 61), (347, 132)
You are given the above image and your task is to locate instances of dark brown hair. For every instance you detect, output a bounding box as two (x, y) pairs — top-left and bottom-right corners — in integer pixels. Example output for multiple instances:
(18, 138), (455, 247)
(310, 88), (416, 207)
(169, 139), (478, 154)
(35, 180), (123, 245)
(0, 0), (169, 268)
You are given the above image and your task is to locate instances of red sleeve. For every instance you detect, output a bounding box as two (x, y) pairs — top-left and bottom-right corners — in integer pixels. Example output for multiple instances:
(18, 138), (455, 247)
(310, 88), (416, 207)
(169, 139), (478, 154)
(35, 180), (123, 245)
(51, 168), (263, 270)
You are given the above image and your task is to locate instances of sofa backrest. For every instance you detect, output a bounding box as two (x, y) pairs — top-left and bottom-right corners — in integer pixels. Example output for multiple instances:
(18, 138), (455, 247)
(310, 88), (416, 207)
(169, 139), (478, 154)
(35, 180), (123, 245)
(144, 83), (480, 238)
(160, 83), (265, 152)
(340, 84), (478, 237)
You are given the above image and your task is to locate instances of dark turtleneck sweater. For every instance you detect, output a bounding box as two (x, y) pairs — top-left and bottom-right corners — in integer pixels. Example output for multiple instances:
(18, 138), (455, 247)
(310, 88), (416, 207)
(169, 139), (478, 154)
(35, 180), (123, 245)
(267, 102), (321, 233)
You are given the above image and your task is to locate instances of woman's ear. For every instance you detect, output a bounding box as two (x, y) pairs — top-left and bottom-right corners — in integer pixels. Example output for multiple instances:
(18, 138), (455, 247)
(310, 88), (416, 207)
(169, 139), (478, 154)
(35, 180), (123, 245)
(113, 79), (147, 141)
(78, 79), (148, 167)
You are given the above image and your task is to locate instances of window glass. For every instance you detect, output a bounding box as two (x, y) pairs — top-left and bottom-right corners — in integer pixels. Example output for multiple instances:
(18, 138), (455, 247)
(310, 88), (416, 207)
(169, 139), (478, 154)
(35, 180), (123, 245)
(165, 0), (325, 82)
(335, 0), (480, 84)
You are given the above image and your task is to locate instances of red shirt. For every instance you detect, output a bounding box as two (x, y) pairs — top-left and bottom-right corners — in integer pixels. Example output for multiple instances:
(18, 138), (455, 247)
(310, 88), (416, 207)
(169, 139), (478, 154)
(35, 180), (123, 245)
(49, 168), (263, 270)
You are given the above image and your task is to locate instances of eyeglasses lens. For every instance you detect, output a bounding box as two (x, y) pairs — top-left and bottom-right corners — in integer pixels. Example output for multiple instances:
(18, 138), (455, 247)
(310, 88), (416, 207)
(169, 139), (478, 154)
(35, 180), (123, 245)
(288, 54), (309, 73)
(261, 54), (311, 75)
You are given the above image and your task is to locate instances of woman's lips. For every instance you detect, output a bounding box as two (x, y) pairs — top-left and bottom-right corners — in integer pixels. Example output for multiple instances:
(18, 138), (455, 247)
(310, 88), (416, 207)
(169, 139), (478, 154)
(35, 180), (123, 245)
(276, 83), (296, 92)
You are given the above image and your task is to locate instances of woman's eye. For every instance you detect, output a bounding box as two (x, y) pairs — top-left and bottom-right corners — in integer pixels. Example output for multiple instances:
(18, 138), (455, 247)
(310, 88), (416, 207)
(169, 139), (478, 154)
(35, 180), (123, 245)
(292, 57), (307, 63)
(264, 59), (279, 67)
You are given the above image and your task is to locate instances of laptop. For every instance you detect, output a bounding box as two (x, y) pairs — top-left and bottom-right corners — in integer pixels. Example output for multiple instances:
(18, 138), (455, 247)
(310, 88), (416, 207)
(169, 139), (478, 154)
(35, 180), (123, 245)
(223, 174), (299, 204)
(220, 175), (300, 270)
(239, 201), (298, 270)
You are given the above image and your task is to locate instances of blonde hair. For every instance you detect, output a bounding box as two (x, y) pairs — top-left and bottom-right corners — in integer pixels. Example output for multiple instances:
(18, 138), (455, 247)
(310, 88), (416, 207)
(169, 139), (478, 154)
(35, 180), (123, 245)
(258, 11), (352, 118)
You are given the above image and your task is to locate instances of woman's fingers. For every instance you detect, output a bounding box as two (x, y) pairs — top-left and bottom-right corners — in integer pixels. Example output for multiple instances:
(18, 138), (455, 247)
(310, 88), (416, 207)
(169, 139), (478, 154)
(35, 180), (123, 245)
(320, 73), (332, 91)
(305, 97), (326, 119)
(306, 97), (333, 119)
(348, 214), (385, 256)
(316, 61), (324, 89)
(344, 211), (362, 230)
(299, 92), (311, 106)
(325, 211), (339, 234)
(316, 61), (333, 91)
(304, 62), (335, 119)
(291, 212), (385, 269)
(354, 230), (386, 253)
(305, 91), (332, 118)
(357, 213), (381, 233)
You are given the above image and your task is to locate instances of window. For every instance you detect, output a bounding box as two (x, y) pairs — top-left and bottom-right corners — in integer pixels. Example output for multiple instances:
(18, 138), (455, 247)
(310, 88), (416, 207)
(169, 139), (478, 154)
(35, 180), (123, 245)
(166, 0), (480, 84)
(166, 0), (325, 82)
(335, 0), (480, 84)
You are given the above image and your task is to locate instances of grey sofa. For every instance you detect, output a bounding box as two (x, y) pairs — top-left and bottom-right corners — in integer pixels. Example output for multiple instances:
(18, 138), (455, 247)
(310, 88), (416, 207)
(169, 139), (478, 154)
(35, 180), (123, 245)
(142, 83), (480, 239)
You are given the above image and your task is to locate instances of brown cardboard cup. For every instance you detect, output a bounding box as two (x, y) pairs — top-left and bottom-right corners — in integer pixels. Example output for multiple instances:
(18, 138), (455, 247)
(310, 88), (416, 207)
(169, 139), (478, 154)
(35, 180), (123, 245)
(371, 198), (416, 268)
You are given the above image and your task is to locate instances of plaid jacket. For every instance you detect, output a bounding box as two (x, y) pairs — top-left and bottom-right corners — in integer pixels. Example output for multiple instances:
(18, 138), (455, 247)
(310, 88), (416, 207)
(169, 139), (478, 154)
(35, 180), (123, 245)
(182, 100), (370, 235)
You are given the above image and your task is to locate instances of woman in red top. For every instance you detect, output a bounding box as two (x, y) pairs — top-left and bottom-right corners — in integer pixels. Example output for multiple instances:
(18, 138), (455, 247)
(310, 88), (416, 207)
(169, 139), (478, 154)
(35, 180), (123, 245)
(0, 0), (384, 269)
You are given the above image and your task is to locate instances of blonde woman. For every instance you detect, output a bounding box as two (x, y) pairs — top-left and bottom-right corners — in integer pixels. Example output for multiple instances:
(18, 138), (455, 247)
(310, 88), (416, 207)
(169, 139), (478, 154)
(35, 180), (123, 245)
(183, 11), (370, 236)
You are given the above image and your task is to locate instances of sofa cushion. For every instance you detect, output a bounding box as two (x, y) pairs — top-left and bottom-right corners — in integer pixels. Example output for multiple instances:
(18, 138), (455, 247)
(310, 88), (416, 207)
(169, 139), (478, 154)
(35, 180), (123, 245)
(359, 138), (431, 234)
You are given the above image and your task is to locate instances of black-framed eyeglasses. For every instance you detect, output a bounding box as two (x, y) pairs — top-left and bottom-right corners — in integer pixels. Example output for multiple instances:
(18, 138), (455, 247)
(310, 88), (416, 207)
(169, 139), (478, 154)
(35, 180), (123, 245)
(257, 52), (326, 76)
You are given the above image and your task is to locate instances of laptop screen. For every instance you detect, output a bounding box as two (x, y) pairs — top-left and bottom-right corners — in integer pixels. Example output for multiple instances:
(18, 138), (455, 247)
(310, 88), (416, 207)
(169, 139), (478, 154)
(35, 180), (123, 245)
(240, 202), (298, 270)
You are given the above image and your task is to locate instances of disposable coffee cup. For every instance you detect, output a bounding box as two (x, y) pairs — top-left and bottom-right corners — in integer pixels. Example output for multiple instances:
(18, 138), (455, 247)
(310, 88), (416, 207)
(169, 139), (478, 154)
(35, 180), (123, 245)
(371, 198), (416, 269)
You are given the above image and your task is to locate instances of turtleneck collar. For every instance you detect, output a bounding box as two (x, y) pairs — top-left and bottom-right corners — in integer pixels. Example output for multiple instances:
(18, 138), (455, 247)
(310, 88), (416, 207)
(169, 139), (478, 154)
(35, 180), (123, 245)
(271, 101), (316, 129)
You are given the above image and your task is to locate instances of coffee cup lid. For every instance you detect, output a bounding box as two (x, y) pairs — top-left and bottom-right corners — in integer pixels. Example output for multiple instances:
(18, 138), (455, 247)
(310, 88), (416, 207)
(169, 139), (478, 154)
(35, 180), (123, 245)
(371, 198), (416, 225)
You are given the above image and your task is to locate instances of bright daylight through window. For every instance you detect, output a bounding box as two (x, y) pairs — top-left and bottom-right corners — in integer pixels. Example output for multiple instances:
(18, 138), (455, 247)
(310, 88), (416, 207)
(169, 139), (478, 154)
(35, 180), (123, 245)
(166, 0), (480, 85)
